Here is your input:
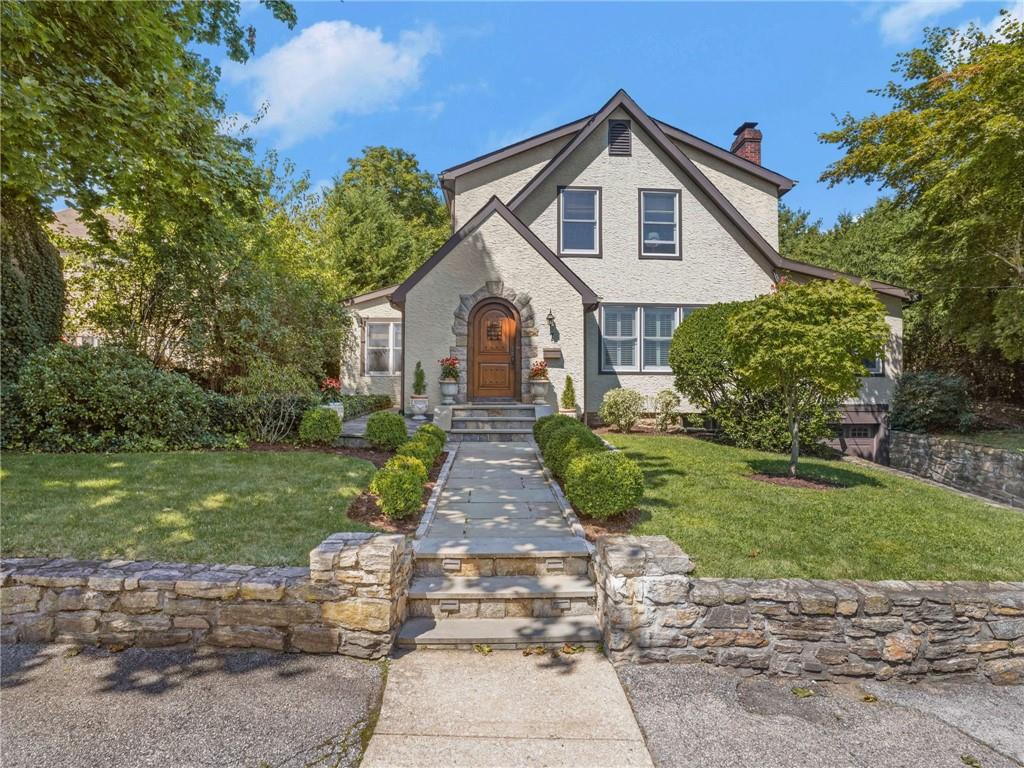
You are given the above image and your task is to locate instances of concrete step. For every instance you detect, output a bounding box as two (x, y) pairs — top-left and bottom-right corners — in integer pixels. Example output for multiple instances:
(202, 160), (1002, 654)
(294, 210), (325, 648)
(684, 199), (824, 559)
(448, 429), (533, 443)
(396, 615), (602, 649)
(414, 552), (590, 578)
(408, 574), (595, 599)
(415, 536), (589, 559)
(451, 405), (537, 420)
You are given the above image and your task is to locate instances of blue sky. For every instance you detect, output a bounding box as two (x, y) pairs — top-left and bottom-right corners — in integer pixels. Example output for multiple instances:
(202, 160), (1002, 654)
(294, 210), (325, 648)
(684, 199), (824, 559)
(216, 1), (1015, 226)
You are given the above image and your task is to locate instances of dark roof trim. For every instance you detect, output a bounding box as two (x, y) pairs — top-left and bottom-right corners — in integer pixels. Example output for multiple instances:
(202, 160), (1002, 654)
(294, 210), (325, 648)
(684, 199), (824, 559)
(653, 119), (795, 194)
(390, 196), (600, 308)
(507, 89), (909, 301)
(438, 116), (590, 179)
(777, 258), (914, 300)
(342, 284), (398, 307)
(437, 105), (796, 195)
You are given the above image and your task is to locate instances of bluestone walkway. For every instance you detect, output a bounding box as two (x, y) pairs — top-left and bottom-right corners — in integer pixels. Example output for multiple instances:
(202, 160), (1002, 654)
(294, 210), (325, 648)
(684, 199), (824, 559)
(417, 441), (579, 547)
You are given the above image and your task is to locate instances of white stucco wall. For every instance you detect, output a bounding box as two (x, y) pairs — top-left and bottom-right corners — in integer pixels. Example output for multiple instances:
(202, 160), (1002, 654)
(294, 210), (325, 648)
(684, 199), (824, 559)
(850, 293), (903, 406)
(451, 138), (564, 230)
(340, 294), (403, 404)
(404, 211), (586, 411)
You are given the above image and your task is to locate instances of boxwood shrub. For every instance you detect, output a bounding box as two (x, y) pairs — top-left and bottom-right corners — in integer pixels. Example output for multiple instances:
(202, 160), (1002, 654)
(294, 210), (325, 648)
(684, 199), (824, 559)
(542, 421), (604, 478)
(598, 388), (645, 433)
(417, 422), (446, 445)
(564, 450), (644, 519)
(298, 407), (342, 445)
(370, 454), (428, 518)
(397, 435), (440, 468)
(337, 394), (392, 420)
(365, 411), (409, 451)
(533, 414), (576, 450)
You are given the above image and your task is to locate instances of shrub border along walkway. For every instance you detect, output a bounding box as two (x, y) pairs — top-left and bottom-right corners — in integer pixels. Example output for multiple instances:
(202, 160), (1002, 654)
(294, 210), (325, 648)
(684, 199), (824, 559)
(0, 532), (412, 658)
(595, 535), (1024, 685)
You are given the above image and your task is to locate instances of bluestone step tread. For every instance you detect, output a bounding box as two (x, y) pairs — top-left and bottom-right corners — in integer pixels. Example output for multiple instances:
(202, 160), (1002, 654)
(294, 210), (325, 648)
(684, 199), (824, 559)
(408, 574), (595, 599)
(449, 428), (534, 434)
(397, 615), (601, 646)
(415, 536), (589, 558)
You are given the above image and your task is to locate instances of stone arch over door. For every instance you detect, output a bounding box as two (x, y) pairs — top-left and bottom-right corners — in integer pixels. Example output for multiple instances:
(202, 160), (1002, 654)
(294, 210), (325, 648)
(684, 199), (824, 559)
(450, 281), (537, 404)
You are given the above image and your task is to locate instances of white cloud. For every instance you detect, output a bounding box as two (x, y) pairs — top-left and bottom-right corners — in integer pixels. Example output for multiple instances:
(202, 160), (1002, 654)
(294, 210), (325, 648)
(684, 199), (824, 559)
(412, 100), (446, 120)
(225, 21), (440, 147)
(879, 0), (965, 43)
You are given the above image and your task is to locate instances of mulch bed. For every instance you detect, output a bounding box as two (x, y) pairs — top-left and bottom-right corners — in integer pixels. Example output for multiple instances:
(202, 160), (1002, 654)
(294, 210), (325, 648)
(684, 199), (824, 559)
(346, 451), (449, 534)
(578, 508), (644, 540)
(749, 473), (841, 491)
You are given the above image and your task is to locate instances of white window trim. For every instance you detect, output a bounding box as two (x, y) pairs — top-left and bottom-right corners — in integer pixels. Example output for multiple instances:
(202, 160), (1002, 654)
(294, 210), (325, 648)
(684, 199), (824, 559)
(600, 305), (639, 373)
(599, 304), (707, 374)
(559, 187), (600, 256)
(862, 357), (884, 376)
(365, 321), (402, 376)
(640, 190), (680, 258)
(641, 306), (677, 372)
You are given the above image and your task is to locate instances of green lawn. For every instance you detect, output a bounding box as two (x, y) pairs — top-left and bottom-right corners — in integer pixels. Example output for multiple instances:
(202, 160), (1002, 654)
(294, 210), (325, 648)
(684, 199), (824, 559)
(938, 430), (1024, 452)
(605, 434), (1024, 581)
(1, 451), (376, 566)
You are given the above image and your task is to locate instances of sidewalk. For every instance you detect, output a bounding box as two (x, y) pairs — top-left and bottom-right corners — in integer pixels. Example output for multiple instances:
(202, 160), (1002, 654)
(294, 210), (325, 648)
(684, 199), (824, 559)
(361, 649), (654, 768)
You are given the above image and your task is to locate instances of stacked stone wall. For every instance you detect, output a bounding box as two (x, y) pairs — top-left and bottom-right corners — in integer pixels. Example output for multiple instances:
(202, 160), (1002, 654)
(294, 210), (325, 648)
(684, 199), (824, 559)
(889, 431), (1023, 508)
(0, 533), (411, 659)
(596, 536), (1024, 685)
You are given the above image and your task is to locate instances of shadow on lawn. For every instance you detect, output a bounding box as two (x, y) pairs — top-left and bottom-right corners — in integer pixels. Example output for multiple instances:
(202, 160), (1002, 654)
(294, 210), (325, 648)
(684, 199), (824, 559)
(614, 450), (687, 491)
(745, 458), (882, 489)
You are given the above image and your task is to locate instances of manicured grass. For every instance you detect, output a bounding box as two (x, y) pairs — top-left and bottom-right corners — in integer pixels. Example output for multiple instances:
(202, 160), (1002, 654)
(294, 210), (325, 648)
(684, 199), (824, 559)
(938, 430), (1024, 452)
(605, 434), (1024, 581)
(0, 451), (376, 566)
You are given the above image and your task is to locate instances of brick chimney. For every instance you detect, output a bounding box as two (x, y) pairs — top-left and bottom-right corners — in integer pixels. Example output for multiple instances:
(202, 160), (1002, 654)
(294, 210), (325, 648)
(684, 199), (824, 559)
(730, 121), (762, 165)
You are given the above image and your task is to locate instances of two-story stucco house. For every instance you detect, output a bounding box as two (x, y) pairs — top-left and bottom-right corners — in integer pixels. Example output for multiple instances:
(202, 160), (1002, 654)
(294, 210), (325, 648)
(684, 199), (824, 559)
(341, 90), (910, 461)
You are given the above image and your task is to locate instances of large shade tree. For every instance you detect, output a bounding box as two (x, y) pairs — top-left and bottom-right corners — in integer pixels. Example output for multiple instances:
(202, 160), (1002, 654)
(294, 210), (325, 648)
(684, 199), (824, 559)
(819, 11), (1024, 363)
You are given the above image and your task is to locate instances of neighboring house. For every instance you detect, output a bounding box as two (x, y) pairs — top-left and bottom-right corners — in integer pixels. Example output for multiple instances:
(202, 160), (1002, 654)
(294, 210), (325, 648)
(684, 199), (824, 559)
(340, 90), (909, 461)
(49, 207), (115, 349)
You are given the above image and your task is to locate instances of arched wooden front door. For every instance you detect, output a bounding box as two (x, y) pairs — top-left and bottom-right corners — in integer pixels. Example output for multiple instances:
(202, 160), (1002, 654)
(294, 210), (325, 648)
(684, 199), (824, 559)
(469, 299), (519, 401)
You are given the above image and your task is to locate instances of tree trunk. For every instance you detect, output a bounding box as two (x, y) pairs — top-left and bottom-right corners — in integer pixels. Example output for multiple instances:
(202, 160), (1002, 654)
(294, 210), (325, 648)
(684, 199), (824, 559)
(789, 413), (800, 478)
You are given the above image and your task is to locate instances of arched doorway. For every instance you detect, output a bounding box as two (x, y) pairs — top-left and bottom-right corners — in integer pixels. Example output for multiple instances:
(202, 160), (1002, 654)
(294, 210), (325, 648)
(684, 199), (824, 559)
(468, 298), (520, 401)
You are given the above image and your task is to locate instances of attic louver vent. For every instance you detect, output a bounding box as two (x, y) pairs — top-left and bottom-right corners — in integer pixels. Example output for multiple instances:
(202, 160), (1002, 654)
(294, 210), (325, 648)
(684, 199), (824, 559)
(608, 120), (631, 156)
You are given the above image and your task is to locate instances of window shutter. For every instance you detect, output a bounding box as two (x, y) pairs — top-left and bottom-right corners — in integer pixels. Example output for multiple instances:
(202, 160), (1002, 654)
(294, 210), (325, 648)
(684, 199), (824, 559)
(608, 120), (631, 156)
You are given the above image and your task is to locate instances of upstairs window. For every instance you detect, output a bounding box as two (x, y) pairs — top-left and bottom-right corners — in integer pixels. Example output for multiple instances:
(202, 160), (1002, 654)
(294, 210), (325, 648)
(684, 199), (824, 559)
(559, 187), (600, 256)
(608, 120), (631, 156)
(640, 190), (680, 258)
(365, 321), (402, 375)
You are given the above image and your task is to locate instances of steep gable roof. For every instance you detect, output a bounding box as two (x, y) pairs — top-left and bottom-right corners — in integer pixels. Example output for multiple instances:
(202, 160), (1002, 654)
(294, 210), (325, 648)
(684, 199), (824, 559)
(390, 196), (599, 308)
(506, 90), (911, 300)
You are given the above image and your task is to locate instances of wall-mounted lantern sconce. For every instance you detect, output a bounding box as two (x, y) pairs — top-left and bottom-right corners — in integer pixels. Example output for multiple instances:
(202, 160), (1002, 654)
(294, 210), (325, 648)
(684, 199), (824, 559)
(546, 310), (555, 324)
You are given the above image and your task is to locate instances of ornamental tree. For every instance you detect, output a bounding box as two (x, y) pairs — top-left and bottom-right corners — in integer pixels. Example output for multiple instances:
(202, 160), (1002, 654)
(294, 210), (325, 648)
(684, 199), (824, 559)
(727, 280), (889, 477)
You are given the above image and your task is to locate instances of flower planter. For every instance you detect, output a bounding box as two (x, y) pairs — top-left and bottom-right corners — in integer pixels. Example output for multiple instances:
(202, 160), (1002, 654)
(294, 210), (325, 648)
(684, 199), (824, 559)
(439, 379), (459, 406)
(558, 407), (578, 419)
(410, 395), (429, 420)
(530, 379), (550, 405)
(325, 401), (345, 422)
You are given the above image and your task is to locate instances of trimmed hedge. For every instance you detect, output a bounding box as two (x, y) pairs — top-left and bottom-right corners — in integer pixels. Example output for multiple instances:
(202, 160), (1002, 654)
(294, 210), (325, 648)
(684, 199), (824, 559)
(298, 407), (342, 445)
(533, 414), (577, 450)
(370, 454), (428, 519)
(564, 450), (644, 519)
(365, 411), (409, 451)
(337, 394), (392, 421)
(543, 421), (604, 478)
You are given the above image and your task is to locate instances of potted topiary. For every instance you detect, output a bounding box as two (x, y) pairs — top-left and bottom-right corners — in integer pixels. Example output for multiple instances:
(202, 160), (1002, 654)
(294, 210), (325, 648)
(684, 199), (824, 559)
(559, 375), (578, 418)
(438, 356), (460, 405)
(410, 361), (428, 420)
(529, 360), (550, 405)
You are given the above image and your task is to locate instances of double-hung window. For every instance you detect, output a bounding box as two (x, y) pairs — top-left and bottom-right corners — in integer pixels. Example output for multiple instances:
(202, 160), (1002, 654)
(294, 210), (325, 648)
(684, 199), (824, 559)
(365, 321), (402, 375)
(640, 190), (679, 258)
(600, 305), (703, 373)
(559, 187), (600, 255)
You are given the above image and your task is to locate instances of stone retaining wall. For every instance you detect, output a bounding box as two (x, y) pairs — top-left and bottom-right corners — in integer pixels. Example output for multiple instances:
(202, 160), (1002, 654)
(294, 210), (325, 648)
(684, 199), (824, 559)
(889, 431), (1023, 508)
(0, 533), (411, 658)
(596, 536), (1024, 685)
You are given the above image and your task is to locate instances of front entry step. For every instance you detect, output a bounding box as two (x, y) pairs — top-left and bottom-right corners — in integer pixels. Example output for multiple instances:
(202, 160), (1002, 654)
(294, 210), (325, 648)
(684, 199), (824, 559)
(396, 615), (602, 649)
(447, 404), (537, 442)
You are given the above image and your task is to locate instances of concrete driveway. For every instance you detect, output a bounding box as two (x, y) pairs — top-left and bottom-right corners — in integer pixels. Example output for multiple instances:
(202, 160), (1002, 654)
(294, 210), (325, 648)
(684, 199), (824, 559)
(619, 662), (1024, 768)
(1, 643), (383, 768)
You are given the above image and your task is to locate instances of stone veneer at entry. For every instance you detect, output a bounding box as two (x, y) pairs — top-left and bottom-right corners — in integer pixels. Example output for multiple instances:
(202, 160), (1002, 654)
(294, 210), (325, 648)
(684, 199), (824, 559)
(0, 533), (411, 658)
(596, 536), (1024, 685)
